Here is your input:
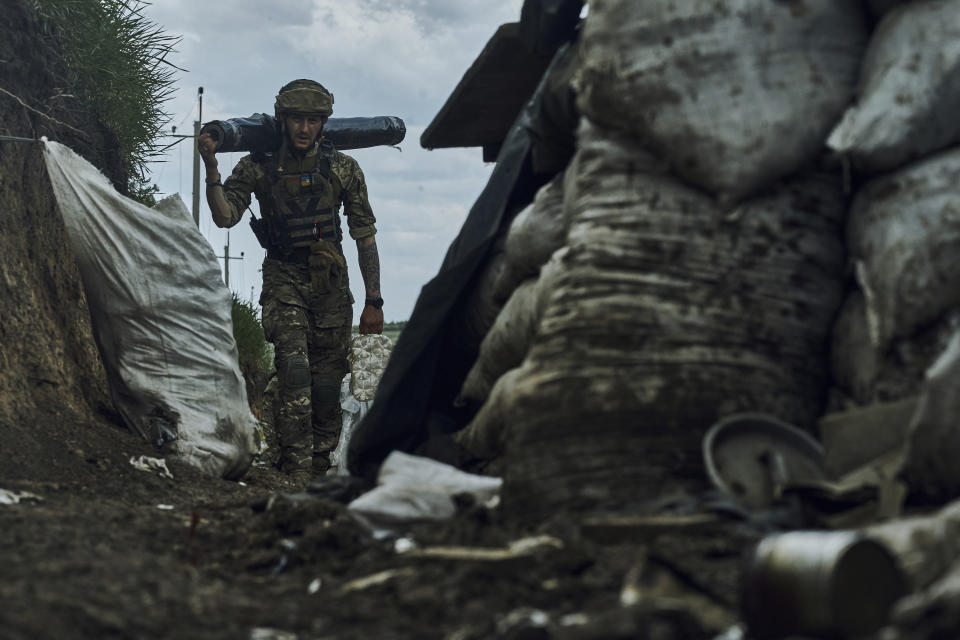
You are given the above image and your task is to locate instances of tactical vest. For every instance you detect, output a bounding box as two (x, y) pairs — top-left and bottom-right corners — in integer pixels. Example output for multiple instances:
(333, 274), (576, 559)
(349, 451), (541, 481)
(254, 142), (343, 254)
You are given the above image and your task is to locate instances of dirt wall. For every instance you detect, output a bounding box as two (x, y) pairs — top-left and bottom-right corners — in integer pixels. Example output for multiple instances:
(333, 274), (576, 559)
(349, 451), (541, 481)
(0, 0), (125, 481)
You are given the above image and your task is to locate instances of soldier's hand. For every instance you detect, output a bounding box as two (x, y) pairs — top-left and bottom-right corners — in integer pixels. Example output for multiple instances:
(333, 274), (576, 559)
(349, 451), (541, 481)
(359, 305), (384, 334)
(197, 132), (218, 163)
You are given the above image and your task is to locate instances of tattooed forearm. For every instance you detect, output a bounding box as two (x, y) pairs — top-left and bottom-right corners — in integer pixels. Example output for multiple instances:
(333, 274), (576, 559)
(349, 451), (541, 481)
(357, 237), (381, 297)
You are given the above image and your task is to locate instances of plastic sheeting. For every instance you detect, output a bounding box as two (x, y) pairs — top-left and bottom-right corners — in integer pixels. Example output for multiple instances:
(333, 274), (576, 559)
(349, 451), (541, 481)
(43, 140), (258, 479)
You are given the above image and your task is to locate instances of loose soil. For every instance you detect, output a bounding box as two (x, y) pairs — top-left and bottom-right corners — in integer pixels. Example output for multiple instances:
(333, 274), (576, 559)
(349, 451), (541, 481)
(1, 3), (896, 639)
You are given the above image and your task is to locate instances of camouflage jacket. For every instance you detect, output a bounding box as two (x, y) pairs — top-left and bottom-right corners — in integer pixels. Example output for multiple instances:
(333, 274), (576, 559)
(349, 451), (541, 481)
(220, 141), (377, 241)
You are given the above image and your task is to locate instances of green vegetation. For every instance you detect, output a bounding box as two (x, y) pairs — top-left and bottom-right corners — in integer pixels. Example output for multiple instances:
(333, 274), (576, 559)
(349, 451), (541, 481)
(231, 292), (272, 389)
(354, 320), (406, 343)
(34, 0), (180, 196)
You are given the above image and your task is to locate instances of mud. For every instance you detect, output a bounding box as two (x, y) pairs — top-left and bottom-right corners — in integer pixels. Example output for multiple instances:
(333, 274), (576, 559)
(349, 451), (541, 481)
(0, 2), (747, 638)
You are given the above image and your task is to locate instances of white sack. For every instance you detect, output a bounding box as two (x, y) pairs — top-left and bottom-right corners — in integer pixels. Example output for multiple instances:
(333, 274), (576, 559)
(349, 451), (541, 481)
(575, 0), (867, 200)
(828, 0), (960, 175)
(848, 147), (960, 350)
(43, 141), (257, 478)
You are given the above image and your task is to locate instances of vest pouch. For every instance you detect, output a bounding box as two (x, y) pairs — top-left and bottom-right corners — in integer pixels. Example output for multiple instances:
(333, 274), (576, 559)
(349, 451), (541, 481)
(309, 240), (347, 295)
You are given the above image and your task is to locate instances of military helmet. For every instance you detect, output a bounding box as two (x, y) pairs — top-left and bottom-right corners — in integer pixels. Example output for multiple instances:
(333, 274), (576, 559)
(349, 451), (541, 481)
(274, 79), (334, 118)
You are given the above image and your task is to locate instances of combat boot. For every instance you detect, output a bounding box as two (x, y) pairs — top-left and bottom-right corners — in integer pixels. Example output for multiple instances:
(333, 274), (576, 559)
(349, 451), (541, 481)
(279, 445), (313, 486)
(312, 451), (331, 477)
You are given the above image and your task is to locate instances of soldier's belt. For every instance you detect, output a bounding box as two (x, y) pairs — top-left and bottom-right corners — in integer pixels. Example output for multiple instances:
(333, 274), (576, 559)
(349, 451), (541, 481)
(266, 247), (312, 264)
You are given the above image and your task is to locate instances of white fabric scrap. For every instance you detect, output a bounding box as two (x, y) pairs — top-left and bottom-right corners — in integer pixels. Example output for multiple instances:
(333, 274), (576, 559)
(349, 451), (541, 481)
(130, 455), (175, 480)
(0, 489), (43, 505)
(348, 451), (502, 535)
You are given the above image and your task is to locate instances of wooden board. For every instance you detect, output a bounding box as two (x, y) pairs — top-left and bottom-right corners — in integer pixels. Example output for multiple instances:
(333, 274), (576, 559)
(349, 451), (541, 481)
(420, 23), (553, 151)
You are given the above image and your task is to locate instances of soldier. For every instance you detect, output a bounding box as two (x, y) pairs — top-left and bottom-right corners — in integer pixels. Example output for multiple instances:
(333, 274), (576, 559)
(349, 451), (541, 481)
(198, 79), (384, 483)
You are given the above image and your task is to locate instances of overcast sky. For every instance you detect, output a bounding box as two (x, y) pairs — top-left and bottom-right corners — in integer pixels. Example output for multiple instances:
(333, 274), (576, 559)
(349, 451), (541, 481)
(142, 0), (525, 321)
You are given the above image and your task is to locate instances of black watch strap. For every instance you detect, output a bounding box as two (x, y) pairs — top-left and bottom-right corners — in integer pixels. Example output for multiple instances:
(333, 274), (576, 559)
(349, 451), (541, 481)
(365, 296), (384, 310)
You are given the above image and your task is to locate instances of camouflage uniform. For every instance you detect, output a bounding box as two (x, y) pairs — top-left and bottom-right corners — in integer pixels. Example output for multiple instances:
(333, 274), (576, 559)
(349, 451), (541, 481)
(221, 120), (376, 477)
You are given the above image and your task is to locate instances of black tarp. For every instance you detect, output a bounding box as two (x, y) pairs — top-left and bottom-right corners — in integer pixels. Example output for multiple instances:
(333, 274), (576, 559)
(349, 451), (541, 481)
(347, 40), (580, 479)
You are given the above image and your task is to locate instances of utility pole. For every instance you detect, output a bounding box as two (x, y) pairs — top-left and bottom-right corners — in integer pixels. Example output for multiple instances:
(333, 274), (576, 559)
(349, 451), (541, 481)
(191, 86), (204, 227)
(221, 231), (244, 288)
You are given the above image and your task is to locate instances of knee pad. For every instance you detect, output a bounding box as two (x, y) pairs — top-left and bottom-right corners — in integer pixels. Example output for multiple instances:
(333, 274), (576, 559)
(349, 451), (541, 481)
(282, 354), (311, 389)
(312, 373), (341, 411)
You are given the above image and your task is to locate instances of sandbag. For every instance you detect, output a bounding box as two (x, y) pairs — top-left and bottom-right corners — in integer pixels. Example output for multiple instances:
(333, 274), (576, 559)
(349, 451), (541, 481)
(459, 247), (568, 407)
(348, 333), (393, 402)
(574, 0), (867, 200)
(455, 366), (527, 462)
(493, 172), (568, 303)
(847, 147), (960, 350)
(43, 141), (257, 479)
(496, 122), (847, 518)
(461, 241), (509, 354)
(898, 331), (960, 502)
(830, 291), (960, 407)
(828, 0), (960, 175)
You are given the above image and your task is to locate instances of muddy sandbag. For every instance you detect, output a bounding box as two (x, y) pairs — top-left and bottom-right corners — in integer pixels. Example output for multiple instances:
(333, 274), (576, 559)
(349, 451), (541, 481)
(455, 366), (527, 462)
(848, 147), (960, 351)
(868, 499), (960, 590)
(496, 122), (847, 518)
(828, 0), (960, 175)
(459, 248), (569, 407)
(574, 0), (867, 200)
(461, 240), (509, 354)
(831, 291), (960, 407)
(493, 172), (568, 303)
(893, 555), (960, 639)
(898, 331), (960, 502)
(43, 141), (257, 479)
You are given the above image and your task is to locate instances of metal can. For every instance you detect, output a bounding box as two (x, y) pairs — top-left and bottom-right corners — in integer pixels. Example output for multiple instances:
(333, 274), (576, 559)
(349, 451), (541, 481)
(742, 530), (908, 639)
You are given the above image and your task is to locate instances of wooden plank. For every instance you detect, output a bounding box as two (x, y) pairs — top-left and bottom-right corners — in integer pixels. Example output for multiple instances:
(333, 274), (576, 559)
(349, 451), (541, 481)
(819, 397), (918, 477)
(421, 23), (553, 150)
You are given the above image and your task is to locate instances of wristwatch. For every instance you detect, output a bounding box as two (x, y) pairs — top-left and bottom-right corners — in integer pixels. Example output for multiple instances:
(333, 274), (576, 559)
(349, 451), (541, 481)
(365, 296), (384, 310)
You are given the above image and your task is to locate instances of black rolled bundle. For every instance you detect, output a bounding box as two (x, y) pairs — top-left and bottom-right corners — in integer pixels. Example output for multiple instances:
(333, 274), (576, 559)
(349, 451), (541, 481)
(201, 113), (406, 153)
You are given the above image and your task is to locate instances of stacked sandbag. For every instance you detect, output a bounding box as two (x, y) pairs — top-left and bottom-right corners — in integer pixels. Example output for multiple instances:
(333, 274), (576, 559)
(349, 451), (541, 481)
(492, 172), (568, 302)
(574, 0), (867, 201)
(460, 172), (572, 370)
(830, 292), (960, 407)
(831, 148), (960, 406)
(824, 2), (960, 501)
(485, 123), (847, 515)
(455, 248), (569, 449)
(828, 0), (960, 175)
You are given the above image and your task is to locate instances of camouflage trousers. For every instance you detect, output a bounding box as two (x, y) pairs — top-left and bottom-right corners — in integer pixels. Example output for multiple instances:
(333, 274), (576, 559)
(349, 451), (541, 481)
(260, 257), (352, 476)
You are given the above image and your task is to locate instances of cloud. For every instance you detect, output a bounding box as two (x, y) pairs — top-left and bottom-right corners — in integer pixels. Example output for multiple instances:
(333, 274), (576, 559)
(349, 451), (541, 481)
(142, 0), (523, 320)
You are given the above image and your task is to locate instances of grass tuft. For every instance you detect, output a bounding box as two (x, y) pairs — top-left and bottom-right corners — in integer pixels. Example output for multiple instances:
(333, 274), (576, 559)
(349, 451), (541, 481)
(33, 0), (181, 195)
